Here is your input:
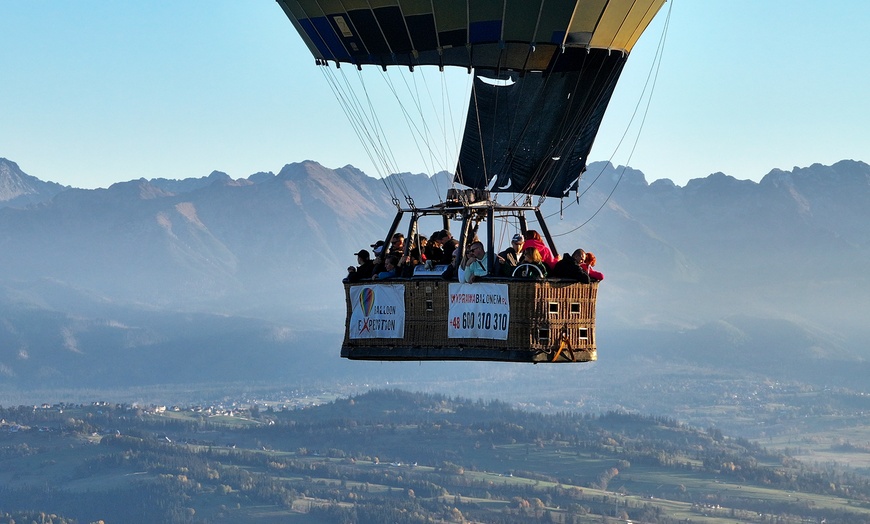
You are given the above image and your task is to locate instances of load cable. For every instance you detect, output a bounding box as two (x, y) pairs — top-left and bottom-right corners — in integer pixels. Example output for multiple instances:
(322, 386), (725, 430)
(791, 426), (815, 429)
(319, 65), (401, 204)
(550, 0), (673, 237)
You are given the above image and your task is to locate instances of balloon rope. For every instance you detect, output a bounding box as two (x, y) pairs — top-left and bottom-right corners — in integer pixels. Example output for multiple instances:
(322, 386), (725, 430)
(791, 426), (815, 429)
(380, 69), (449, 181)
(352, 68), (413, 199)
(551, 0), (674, 236)
(319, 66), (402, 202)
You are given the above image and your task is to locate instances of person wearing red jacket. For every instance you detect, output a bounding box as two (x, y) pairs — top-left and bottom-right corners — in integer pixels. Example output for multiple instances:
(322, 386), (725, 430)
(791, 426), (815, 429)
(579, 251), (604, 282)
(520, 230), (558, 270)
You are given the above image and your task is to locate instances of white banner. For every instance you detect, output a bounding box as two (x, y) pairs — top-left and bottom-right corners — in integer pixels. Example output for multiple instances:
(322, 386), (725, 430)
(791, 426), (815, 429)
(349, 284), (405, 339)
(447, 283), (510, 340)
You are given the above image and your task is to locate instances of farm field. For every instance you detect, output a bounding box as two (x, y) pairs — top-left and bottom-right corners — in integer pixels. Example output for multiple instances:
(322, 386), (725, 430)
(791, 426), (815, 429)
(4, 390), (870, 523)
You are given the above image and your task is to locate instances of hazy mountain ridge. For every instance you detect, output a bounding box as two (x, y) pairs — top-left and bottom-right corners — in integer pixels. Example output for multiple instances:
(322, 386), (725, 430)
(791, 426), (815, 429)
(581, 160), (870, 329)
(0, 157), (868, 391)
(0, 281), (336, 387)
(0, 158), (67, 207)
(146, 169), (237, 194)
(606, 160), (870, 260)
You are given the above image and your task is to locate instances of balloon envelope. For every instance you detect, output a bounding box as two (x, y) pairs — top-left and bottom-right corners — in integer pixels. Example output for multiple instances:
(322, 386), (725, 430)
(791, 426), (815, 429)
(277, 0), (666, 197)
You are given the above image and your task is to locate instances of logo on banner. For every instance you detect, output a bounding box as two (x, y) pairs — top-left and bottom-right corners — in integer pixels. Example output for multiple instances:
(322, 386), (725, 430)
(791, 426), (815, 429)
(358, 287), (375, 324)
(349, 285), (405, 339)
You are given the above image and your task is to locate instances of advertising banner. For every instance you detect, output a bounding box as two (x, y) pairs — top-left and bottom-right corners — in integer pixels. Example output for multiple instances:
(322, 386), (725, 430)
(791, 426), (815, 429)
(349, 284), (405, 339)
(447, 283), (510, 340)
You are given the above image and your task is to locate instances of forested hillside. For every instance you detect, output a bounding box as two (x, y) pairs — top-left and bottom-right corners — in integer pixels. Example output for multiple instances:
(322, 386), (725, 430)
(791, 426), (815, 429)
(3, 390), (870, 523)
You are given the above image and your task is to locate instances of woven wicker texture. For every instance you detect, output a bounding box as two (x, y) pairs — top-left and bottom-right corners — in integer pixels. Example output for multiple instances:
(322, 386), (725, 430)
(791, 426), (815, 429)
(342, 279), (597, 362)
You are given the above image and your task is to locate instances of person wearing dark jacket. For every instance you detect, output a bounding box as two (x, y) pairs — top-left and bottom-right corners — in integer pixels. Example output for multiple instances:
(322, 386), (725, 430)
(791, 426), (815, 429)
(346, 249), (375, 282)
(423, 231), (444, 265)
(496, 233), (524, 276)
(551, 250), (591, 283)
(438, 230), (459, 266)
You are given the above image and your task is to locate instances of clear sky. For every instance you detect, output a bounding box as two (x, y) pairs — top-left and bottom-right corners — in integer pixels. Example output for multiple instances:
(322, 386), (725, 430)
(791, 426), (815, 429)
(2, 1), (868, 189)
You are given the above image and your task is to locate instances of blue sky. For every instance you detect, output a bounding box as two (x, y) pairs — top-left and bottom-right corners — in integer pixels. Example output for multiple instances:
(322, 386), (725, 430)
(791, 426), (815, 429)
(2, 1), (868, 189)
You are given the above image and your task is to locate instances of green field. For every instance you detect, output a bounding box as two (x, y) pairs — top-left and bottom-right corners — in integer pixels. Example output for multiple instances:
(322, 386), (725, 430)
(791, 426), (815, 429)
(4, 391), (870, 523)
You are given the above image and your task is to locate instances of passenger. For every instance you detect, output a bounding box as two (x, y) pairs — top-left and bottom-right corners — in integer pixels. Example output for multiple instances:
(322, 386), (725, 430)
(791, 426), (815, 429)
(551, 252), (574, 278)
(423, 230), (444, 265)
(460, 241), (488, 283)
(398, 236), (423, 277)
(514, 247), (548, 279)
(580, 251), (604, 282)
(496, 233), (524, 277)
(440, 231), (459, 265)
(551, 250), (591, 283)
(417, 235), (428, 258)
(346, 249), (375, 282)
(388, 233), (405, 258)
(411, 235), (424, 260)
(440, 240), (461, 280)
(521, 230), (558, 270)
(373, 255), (398, 280)
(370, 240), (387, 274)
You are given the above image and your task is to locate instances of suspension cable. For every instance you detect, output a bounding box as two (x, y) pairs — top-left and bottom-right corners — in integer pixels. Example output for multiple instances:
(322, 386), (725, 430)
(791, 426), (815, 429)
(550, 0), (674, 236)
(318, 65), (402, 203)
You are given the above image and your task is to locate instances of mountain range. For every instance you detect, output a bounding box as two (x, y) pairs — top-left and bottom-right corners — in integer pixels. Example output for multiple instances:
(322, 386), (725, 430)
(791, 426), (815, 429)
(1, 156), (869, 403)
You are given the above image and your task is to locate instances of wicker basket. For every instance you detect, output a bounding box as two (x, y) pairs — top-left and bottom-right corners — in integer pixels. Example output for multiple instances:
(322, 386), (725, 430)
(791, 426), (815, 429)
(342, 278), (597, 363)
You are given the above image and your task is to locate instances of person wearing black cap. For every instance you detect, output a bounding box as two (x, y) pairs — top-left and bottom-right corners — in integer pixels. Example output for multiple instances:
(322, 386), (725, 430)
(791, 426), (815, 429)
(369, 240), (386, 275)
(496, 233), (524, 276)
(346, 249), (374, 282)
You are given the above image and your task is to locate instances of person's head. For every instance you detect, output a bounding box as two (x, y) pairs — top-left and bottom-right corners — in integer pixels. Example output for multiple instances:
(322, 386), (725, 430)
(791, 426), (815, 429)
(511, 233), (524, 250)
(443, 237), (458, 252)
(522, 247), (542, 264)
(468, 241), (485, 258)
(524, 230), (542, 241)
(572, 249), (586, 265)
(418, 235), (427, 247)
(355, 250), (371, 263)
(584, 252), (596, 267)
(391, 233), (404, 249)
(384, 255), (398, 270)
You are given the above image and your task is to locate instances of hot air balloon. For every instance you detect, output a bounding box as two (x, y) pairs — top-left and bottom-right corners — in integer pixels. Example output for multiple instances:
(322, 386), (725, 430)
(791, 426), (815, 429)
(277, 0), (666, 362)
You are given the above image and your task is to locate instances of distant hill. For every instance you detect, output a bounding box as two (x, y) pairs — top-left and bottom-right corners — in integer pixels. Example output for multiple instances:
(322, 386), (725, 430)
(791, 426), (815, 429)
(0, 157), (868, 393)
(7, 389), (870, 524)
